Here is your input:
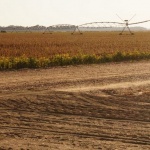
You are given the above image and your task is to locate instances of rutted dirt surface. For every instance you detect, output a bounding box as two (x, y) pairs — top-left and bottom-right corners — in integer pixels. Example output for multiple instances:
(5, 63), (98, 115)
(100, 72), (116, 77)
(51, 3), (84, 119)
(0, 61), (150, 150)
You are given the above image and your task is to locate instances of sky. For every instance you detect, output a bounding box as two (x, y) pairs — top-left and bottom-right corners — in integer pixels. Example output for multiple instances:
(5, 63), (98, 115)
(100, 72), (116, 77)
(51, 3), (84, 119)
(0, 0), (150, 28)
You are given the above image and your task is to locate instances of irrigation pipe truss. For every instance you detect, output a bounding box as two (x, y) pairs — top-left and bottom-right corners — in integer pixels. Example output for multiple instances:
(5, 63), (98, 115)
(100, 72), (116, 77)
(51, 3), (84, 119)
(1, 19), (150, 35)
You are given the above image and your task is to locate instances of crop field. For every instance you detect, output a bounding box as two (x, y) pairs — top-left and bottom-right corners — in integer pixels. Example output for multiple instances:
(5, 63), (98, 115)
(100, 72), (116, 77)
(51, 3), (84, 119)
(0, 31), (150, 69)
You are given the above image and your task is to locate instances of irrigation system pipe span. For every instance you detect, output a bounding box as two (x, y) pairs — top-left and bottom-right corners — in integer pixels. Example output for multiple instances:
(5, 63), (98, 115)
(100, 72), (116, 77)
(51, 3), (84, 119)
(1, 19), (150, 35)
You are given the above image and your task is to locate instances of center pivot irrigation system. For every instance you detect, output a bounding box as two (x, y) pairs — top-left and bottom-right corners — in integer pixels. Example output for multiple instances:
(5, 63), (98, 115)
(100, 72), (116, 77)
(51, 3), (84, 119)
(1, 15), (150, 35)
(71, 15), (150, 35)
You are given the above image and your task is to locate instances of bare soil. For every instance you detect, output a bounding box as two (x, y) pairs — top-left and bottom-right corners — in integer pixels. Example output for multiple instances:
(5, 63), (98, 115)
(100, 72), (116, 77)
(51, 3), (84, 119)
(0, 61), (150, 150)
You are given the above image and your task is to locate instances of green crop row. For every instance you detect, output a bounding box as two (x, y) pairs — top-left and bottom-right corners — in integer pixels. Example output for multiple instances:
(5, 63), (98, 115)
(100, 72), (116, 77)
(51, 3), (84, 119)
(0, 51), (150, 70)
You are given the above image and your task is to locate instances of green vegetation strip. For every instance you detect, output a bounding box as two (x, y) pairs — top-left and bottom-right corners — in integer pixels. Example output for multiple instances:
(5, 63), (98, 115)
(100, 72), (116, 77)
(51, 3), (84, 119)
(0, 51), (150, 70)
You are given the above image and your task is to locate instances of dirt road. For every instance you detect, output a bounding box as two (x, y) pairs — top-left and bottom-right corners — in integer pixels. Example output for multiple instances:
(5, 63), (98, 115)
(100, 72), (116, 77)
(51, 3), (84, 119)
(0, 61), (150, 150)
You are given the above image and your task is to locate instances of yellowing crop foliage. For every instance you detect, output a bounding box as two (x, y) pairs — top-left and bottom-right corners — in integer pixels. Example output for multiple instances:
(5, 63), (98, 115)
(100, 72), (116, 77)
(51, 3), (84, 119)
(0, 32), (150, 69)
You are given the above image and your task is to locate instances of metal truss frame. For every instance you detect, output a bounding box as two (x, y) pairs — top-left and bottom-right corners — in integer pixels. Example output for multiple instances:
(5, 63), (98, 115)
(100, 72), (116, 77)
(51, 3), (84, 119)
(43, 24), (76, 34)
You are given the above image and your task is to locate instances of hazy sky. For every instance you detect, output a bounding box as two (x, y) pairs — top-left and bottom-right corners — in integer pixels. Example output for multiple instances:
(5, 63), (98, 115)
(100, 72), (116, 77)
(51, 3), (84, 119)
(0, 0), (150, 28)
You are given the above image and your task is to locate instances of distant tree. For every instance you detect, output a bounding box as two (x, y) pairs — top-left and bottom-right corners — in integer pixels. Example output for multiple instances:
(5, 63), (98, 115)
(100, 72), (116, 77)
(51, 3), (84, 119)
(1, 30), (7, 33)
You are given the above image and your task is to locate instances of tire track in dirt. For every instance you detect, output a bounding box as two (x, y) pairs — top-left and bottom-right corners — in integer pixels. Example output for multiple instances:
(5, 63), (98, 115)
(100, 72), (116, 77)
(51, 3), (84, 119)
(0, 62), (150, 149)
(58, 80), (150, 92)
(0, 90), (150, 149)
